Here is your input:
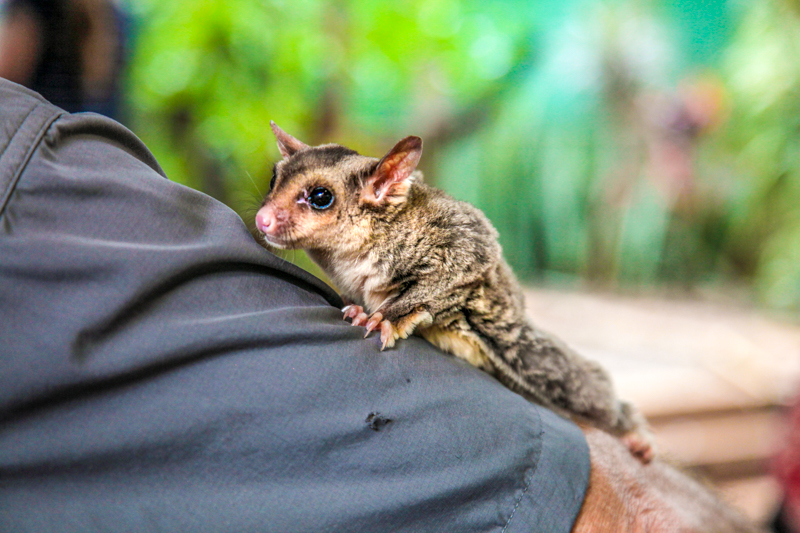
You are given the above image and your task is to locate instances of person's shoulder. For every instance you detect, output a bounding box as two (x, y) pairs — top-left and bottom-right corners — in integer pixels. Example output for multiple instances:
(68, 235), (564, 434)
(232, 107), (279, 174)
(0, 77), (55, 114)
(0, 79), (64, 214)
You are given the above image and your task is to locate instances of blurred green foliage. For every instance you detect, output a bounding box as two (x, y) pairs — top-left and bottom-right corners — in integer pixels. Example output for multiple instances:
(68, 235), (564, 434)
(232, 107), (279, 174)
(126, 0), (800, 311)
(718, 0), (800, 309)
(128, 0), (534, 206)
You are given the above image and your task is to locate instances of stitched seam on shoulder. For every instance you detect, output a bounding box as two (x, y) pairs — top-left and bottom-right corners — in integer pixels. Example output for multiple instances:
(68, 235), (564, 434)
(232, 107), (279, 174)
(0, 104), (63, 218)
(0, 102), (36, 170)
(501, 406), (544, 533)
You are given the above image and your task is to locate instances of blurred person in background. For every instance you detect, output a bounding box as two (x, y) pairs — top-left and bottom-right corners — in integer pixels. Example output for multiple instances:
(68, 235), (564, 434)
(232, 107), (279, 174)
(0, 0), (126, 120)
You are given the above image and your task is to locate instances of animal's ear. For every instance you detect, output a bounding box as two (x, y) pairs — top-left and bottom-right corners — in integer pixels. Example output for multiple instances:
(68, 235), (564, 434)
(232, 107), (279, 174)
(270, 121), (309, 159)
(362, 136), (422, 206)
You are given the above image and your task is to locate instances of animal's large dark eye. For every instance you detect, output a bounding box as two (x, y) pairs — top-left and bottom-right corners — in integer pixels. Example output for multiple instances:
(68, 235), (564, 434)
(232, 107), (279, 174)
(308, 187), (334, 210)
(269, 165), (277, 192)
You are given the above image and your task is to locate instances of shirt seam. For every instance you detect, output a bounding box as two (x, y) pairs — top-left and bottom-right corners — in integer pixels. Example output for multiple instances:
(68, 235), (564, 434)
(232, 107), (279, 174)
(0, 103), (63, 219)
(501, 405), (544, 532)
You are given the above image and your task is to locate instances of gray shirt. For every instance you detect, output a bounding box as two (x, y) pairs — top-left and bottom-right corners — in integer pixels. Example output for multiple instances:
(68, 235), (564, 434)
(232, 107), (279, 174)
(0, 78), (589, 533)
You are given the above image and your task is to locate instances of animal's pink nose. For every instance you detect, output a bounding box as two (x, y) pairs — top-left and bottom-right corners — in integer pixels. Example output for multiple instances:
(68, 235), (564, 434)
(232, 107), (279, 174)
(255, 206), (278, 234)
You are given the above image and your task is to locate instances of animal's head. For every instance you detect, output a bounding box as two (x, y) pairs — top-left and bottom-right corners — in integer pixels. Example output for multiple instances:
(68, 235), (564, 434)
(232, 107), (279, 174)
(255, 122), (422, 252)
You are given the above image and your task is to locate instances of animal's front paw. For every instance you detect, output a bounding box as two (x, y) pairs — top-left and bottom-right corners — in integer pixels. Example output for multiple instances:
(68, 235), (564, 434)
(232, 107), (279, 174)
(342, 304), (368, 327)
(363, 312), (400, 350)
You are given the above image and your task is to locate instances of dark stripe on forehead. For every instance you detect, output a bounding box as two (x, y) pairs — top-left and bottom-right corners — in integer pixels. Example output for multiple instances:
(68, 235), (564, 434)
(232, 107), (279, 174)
(282, 145), (359, 176)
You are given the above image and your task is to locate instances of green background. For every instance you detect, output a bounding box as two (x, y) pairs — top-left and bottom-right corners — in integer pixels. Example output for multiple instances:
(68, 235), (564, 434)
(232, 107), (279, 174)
(124, 0), (800, 312)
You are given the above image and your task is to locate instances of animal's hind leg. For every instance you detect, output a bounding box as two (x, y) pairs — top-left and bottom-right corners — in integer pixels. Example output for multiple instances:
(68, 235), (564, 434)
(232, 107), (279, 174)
(616, 401), (655, 463)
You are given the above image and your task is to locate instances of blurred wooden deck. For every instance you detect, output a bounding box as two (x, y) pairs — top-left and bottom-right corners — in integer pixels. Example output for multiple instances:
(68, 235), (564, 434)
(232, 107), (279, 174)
(523, 287), (800, 525)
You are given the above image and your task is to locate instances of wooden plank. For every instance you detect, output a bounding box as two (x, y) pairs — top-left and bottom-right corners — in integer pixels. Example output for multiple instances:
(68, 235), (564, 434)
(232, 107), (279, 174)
(523, 287), (800, 416)
(650, 408), (782, 467)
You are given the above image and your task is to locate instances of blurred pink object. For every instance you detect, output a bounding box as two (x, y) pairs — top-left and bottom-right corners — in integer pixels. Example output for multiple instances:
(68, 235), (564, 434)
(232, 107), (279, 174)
(774, 390), (800, 532)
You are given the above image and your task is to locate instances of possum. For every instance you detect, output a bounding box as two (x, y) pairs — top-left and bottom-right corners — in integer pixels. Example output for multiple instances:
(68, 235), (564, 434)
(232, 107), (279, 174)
(255, 122), (653, 461)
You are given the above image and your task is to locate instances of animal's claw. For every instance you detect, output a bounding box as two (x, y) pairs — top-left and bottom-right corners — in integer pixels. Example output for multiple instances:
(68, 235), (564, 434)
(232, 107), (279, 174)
(380, 320), (400, 350)
(364, 312), (383, 338)
(352, 312), (368, 327)
(342, 304), (364, 321)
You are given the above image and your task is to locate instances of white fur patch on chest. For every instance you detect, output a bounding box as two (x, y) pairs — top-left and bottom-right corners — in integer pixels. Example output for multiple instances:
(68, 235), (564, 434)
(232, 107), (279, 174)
(329, 253), (395, 313)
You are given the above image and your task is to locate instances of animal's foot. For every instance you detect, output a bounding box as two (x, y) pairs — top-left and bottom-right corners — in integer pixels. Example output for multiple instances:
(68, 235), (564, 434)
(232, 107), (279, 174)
(343, 306), (400, 349)
(614, 400), (655, 463)
(346, 307), (432, 351)
(622, 430), (656, 464)
(362, 312), (400, 350)
(342, 304), (368, 327)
